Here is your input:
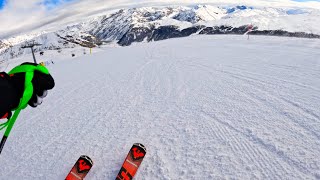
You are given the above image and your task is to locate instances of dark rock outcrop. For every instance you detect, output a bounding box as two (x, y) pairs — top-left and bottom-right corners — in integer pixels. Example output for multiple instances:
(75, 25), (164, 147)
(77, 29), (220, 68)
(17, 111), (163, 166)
(118, 25), (203, 46)
(118, 25), (153, 46)
(199, 26), (320, 39)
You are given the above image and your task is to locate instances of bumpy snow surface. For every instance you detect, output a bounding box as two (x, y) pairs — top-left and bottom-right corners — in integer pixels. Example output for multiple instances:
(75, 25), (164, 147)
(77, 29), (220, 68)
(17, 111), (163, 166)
(0, 35), (320, 179)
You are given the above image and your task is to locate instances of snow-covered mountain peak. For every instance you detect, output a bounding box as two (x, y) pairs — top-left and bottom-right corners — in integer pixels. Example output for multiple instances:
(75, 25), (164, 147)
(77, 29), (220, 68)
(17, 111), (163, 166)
(0, 4), (319, 62)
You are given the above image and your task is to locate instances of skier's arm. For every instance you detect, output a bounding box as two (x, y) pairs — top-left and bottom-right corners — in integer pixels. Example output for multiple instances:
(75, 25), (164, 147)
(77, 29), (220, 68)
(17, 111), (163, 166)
(0, 63), (55, 119)
(0, 73), (20, 119)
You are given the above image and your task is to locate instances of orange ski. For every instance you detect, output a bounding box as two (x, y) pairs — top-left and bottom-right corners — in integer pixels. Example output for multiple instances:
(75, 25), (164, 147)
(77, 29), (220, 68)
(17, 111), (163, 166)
(65, 155), (93, 180)
(116, 143), (146, 180)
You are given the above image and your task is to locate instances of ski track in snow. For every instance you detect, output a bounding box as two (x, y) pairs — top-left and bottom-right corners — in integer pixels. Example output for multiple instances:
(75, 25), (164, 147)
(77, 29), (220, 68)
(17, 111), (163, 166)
(0, 35), (319, 179)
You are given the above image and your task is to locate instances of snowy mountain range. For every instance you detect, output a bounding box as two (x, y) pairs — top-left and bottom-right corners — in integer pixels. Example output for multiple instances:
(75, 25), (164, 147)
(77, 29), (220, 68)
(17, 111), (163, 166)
(0, 4), (320, 61)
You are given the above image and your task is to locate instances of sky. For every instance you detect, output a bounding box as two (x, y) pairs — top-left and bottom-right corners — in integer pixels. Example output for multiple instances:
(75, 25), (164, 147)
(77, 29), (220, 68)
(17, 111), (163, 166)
(0, 0), (74, 9)
(0, 0), (5, 9)
(0, 0), (319, 10)
(0, 0), (320, 39)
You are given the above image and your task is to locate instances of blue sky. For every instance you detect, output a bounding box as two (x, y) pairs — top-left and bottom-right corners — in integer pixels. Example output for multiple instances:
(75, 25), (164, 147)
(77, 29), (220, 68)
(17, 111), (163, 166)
(42, 0), (74, 9)
(0, 0), (74, 10)
(0, 0), (5, 9)
(43, 0), (63, 7)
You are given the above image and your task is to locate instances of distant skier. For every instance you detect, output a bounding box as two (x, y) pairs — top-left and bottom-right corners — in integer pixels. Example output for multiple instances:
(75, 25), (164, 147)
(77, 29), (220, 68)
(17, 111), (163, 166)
(0, 62), (55, 119)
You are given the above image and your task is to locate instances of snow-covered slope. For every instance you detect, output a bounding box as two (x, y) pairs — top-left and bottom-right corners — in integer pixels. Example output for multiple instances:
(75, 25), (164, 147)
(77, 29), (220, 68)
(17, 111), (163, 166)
(0, 35), (319, 179)
(1, 4), (320, 62)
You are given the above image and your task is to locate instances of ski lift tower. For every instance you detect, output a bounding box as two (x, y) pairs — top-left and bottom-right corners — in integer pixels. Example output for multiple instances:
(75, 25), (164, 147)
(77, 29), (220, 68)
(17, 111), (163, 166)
(21, 43), (42, 63)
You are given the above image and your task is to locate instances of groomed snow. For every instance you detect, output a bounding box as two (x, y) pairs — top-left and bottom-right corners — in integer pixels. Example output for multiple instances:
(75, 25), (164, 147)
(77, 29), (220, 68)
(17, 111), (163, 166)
(0, 35), (319, 179)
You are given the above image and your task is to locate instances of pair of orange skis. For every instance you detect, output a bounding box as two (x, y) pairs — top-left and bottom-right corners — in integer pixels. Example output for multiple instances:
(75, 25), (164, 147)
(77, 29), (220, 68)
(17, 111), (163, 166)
(65, 143), (146, 180)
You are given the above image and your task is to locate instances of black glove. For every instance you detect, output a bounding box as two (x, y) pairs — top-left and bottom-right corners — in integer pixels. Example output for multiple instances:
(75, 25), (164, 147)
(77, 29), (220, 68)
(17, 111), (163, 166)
(0, 63), (55, 119)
